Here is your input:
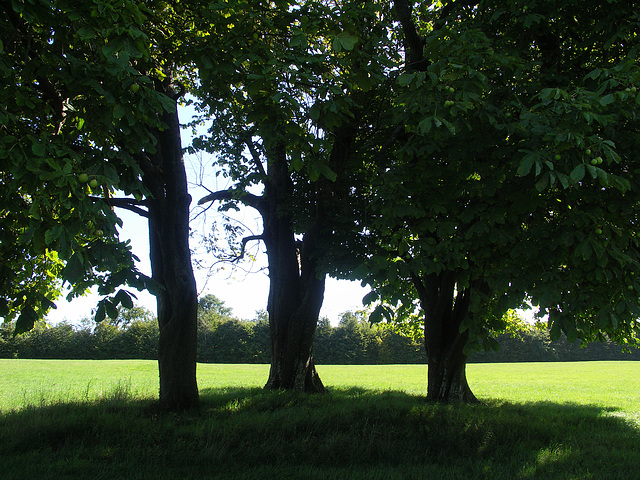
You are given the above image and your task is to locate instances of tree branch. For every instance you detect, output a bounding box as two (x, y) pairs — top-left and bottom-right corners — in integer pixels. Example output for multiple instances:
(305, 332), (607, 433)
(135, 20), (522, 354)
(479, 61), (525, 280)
(243, 136), (267, 179)
(393, 0), (429, 71)
(434, 0), (480, 31)
(230, 235), (265, 263)
(89, 196), (150, 218)
(198, 187), (266, 214)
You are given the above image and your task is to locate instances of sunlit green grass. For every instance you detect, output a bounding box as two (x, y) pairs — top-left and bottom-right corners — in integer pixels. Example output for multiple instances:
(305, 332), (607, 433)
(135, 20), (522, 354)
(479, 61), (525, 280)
(1, 360), (639, 479)
(2, 360), (639, 414)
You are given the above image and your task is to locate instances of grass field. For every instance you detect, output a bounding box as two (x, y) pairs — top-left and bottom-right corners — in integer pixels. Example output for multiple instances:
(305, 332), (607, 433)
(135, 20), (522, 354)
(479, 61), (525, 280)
(1, 360), (639, 479)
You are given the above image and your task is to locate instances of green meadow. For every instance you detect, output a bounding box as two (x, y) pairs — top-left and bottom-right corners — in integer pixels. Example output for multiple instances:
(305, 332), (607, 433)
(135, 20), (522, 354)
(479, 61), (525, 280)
(1, 360), (639, 479)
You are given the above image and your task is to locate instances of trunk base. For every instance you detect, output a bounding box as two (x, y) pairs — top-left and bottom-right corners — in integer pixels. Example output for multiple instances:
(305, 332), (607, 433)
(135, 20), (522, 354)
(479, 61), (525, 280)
(264, 357), (325, 393)
(427, 360), (479, 404)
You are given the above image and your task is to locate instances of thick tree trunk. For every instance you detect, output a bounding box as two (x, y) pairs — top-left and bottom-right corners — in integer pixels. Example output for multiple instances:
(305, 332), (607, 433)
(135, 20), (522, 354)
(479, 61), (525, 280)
(415, 272), (479, 404)
(264, 280), (326, 392)
(425, 327), (478, 403)
(262, 145), (326, 393)
(144, 81), (199, 411)
(263, 238), (326, 392)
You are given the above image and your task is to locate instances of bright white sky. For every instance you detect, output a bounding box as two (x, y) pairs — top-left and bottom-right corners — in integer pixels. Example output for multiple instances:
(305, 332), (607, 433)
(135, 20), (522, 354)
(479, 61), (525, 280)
(44, 105), (540, 328)
(46, 208), (370, 326)
(46, 106), (370, 327)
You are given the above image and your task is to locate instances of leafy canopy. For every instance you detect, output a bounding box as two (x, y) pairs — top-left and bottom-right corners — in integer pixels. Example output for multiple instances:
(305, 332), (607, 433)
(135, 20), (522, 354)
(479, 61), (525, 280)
(358, 0), (640, 350)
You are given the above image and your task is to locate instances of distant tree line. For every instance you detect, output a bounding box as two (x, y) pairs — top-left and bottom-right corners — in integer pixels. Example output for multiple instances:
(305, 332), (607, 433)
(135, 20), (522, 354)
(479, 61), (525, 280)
(1, 296), (638, 364)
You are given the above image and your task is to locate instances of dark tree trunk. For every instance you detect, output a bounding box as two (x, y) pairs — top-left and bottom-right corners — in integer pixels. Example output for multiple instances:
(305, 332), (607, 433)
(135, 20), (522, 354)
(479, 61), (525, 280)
(414, 272), (479, 403)
(262, 226), (326, 392)
(262, 145), (326, 393)
(425, 327), (477, 403)
(144, 80), (199, 411)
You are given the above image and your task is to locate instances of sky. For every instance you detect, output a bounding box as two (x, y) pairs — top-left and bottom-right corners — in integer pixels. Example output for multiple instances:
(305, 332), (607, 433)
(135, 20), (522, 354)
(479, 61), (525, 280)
(46, 106), (371, 326)
(43, 105), (539, 328)
(46, 208), (370, 326)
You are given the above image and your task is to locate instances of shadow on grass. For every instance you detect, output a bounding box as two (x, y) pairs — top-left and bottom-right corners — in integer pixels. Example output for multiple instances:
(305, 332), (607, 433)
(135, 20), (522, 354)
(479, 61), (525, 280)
(1, 386), (639, 479)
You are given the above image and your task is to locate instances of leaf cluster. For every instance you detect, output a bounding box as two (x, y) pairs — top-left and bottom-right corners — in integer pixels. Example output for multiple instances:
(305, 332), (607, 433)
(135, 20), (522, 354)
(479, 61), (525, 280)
(0, 0), (183, 332)
(355, 0), (640, 350)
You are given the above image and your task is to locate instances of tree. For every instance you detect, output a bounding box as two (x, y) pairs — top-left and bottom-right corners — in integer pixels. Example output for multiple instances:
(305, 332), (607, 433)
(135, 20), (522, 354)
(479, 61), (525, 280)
(193, 0), (393, 392)
(358, 0), (640, 402)
(104, 305), (155, 330)
(198, 294), (233, 321)
(0, 0), (152, 334)
(1, 0), (200, 410)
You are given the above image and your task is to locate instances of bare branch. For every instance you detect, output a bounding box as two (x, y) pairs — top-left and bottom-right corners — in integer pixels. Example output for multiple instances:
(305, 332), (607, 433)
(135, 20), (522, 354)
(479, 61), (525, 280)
(230, 234), (265, 263)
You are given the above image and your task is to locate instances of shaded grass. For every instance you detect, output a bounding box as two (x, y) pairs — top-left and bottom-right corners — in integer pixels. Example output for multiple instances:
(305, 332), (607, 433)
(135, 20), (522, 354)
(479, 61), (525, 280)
(1, 385), (639, 479)
(1, 360), (639, 479)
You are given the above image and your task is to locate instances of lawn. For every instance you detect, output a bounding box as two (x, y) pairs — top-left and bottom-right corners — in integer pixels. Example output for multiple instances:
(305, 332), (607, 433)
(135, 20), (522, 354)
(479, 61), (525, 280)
(1, 360), (639, 479)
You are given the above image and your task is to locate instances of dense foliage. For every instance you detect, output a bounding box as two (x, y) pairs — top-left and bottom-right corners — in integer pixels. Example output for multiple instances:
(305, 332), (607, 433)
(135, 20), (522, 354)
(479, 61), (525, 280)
(1, 0), (201, 409)
(0, 0), (162, 333)
(3, 0), (640, 404)
(2, 309), (637, 364)
(349, 0), (640, 401)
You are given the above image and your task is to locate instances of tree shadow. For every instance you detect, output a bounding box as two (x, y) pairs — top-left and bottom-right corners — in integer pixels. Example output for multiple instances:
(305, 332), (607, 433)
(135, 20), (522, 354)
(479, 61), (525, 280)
(1, 386), (639, 479)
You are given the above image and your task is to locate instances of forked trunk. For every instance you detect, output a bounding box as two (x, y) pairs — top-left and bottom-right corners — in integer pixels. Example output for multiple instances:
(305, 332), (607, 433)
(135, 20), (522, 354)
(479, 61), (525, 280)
(262, 146), (326, 393)
(415, 272), (480, 404)
(262, 223), (326, 393)
(264, 301), (325, 392)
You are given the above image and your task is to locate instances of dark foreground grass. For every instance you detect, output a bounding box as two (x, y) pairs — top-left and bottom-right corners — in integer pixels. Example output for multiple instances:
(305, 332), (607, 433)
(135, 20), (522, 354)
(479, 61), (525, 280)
(1, 384), (639, 480)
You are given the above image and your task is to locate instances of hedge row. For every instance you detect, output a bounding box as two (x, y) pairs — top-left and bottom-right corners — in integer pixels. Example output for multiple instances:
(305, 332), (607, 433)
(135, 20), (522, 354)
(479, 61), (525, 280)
(1, 317), (638, 363)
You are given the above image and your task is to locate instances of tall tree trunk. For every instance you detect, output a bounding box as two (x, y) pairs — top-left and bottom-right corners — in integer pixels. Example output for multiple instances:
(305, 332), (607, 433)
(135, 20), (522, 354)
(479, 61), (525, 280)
(262, 145), (325, 393)
(414, 272), (479, 403)
(262, 227), (326, 392)
(393, 0), (480, 403)
(144, 80), (199, 410)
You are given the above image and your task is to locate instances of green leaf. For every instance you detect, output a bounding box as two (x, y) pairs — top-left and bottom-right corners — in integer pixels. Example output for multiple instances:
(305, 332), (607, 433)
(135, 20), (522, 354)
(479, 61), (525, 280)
(62, 253), (85, 285)
(157, 93), (176, 112)
(39, 295), (57, 312)
(599, 94), (615, 106)
(31, 142), (45, 157)
(308, 165), (320, 182)
(556, 172), (569, 189)
(113, 104), (127, 120)
(369, 304), (392, 324)
(338, 33), (358, 51)
(105, 299), (119, 319)
(333, 32), (358, 53)
(95, 302), (106, 323)
(362, 291), (378, 305)
(102, 41), (121, 58)
(398, 73), (415, 87)
(369, 306), (384, 324)
(569, 164), (585, 182)
(517, 154), (535, 176)
(290, 150), (303, 172)
(585, 68), (602, 80)
(115, 289), (134, 309)
(14, 306), (38, 336)
(549, 319), (562, 341)
(535, 172), (549, 191)
(320, 164), (337, 182)
(77, 26), (95, 40)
